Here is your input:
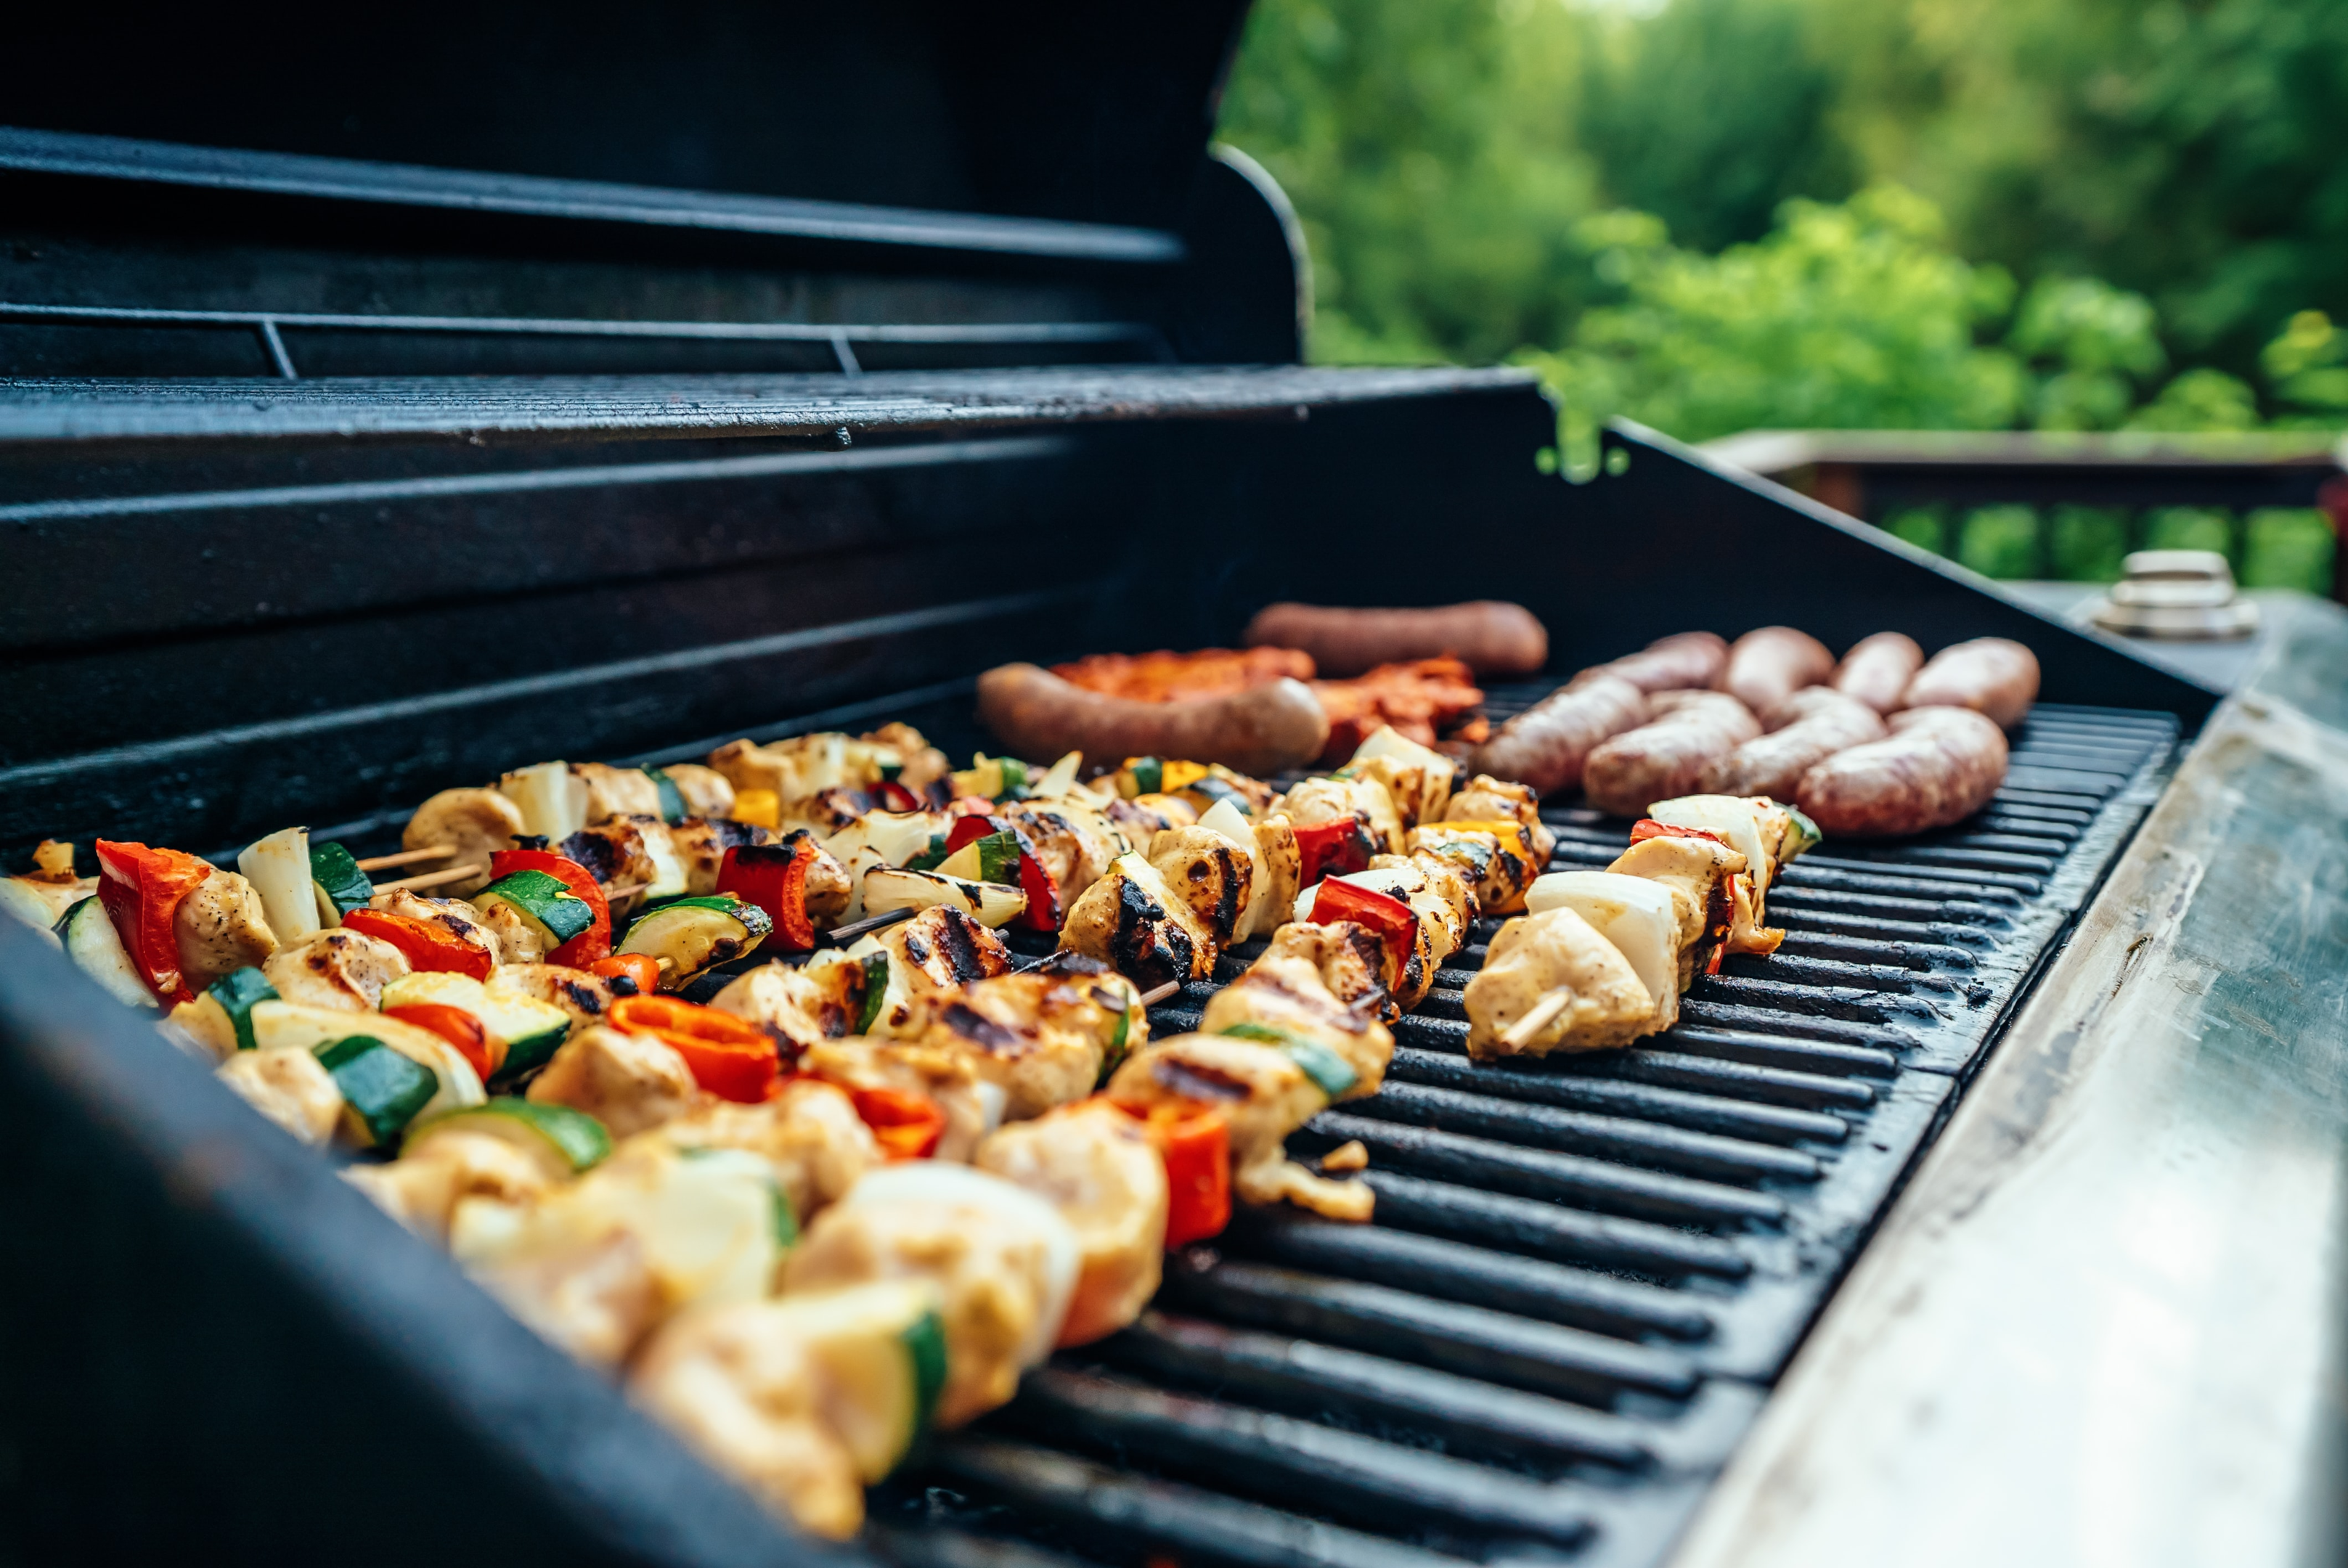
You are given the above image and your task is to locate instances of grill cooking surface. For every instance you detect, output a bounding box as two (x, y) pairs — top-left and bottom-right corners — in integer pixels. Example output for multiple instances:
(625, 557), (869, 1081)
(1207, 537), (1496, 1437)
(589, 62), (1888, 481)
(876, 693), (2177, 1568)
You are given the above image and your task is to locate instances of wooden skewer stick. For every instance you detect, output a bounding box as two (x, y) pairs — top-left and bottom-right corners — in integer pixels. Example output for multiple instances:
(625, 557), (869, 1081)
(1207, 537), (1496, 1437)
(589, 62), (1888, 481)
(823, 906), (916, 945)
(354, 843), (455, 872)
(603, 881), (650, 902)
(1136, 980), (1181, 1008)
(1498, 988), (1573, 1050)
(371, 862), (486, 895)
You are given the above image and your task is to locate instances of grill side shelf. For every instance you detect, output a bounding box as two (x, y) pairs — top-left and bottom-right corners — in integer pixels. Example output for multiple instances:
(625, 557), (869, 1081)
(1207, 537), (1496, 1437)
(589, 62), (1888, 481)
(872, 700), (2176, 1568)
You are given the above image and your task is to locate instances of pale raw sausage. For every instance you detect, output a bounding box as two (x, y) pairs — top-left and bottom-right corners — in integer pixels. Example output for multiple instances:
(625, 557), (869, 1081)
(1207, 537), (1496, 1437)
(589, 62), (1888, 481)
(1722, 626), (1835, 714)
(1582, 690), (1760, 817)
(1468, 674), (1647, 795)
(1831, 632), (1924, 714)
(1708, 687), (1887, 799)
(1795, 707), (2008, 836)
(1902, 638), (2040, 728)
(1242, 601), (1549, 678)
(977, 664), (1329, 776)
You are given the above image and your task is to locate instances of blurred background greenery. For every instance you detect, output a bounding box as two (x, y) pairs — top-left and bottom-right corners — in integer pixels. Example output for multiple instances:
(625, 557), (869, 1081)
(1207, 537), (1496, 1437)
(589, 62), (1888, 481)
(1215, 0), (2348, 589)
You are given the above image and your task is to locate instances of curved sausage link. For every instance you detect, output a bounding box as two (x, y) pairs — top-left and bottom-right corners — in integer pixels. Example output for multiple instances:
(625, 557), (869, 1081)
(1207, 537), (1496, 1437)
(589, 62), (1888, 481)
(1795, 706), (2008, 836)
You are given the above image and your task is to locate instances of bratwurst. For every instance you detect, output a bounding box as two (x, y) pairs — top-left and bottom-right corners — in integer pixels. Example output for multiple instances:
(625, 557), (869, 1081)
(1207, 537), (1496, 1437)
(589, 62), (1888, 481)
(1902, 638), (2040, 728)
(1582, 690), (1761, 817)
(1721, 626), (1835, 716)
(1243, 601), (1549, 678)
(977, 663), (1330, 775)
(1468, 674), (1647, 795)
(1830, 632), (1923, 714)
(1795, 706), (2007, 836)
(1570, 630), (1728, 695)
(1708, 687), (1887, 799)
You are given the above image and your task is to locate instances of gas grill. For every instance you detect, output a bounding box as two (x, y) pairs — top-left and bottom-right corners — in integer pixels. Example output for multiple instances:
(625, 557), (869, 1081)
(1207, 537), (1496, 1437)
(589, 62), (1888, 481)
(7, 9), (2337, 1568)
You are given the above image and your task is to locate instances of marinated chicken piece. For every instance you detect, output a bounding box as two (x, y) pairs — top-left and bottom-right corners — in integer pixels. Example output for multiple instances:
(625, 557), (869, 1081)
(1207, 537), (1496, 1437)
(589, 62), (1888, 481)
(904, 967), (1146, 1122)
(1308, 854), (1472, 1013)
(1343, 725), (1458, 830)
(493, 963), (621, 1033)
(630, 1304), (868, 1540)
(469, 1228), (659, 1368)
(994, 797), (1129, 909)
(1464, 907), (1656, 1060)
(1244, 814), (1304, 942)
(1106, 1033), (1370, 1221)
(976, 1098), (1167, 1346)
(368, 888), (502, 965)
(174, 867), (278, 991)
(1104, 796), (1184, 840)
(645, 1078), (881, 1225)
(781, 787), (869, 836)
(558, 820), (661, 918)
(1525, 871), (1684, 1038)
(343, 1129), (563, 1242)
(860, 722), (952, 793)
(0, 840), (95, 931)
(800, 1036), (1000, 1163)
(469, 896), (547, 965)
(709, 732), (896, 807)
(711, 960), (865, 1055)
(1128, 793), (1200, 829)
(1056, 851), (1218, 990)
(571, 761), (664, 824)
(1144, 825), (1254, 949)
(782, 1162), (1079, 1427)
(669, 817), (779, 897)
(1200, 920), (1395, 1097)
(884, 905), (1016, 996)
(527, 1024), (701, 1138)
(788, 834), (855, 928)
(1409, 820), (1540, 915)
(1443, 774), (1559, 868)
(1280, 775), (1405, 857)
(662, 763), (738, 821)
(1642, 793), (1814, 944)
(261, 928), (408, 1013)
(402, 788), (523, 897)
(215, 1046), (342, 1146)
(1605, 833), (1748, 981)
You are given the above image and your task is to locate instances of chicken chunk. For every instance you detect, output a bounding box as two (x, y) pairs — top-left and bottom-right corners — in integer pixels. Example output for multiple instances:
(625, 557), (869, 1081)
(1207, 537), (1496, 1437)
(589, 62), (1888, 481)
(1057, 852), (1218, 989)
(215, 1046), (342, 1146)
(1144, 826), (1255, 949)
(0, 840), (94, 931)
(1343, 725), (1458, 830)
(1280, 775), (1405, 857)
(1605, 834), (1745, 986)
(174, 867), (278, 991)
(1106, 1033), (1369, 1221)
(1200, 920), (1395, 1098)
(710, 960), (864, 1055)
(343, 1128), (563, 1242)
(261, 928), (409, 1013)
(860, 722), (951, 793)
(527, 1024), (701, 1138)
(800, 1036), (999, 1164)
(571, 761), (664, 824)
(882, 905), (1015, 996)
(669, 817), (778, 897)
(402, 788), (523, 897)
(904, 968), (1145, 1122)
(558, 819), (661, 919)
(976, 1099), (1167, 1347)
(662, 763), (738, 821)
(1463, 907), (1655, 1060)
(1444, 774), (1558, 868)
(369, 889), (502, 965)
(992, 798), (1128, 909)
(493, 963), (621, 1034)
(468, 1228), (659, 1368)
(1410, 820), (1541, 916)
(643, 1078), (880, 1225)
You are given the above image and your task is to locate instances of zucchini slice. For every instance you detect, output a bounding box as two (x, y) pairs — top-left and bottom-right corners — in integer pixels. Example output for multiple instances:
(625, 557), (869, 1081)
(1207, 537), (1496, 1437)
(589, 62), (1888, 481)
(860, 866), (1024, 928)
(379, 970), (572, 1075)
(238, 827), (321, 947)
(762, 1280), (948, 1482)
(934, 830), (1022, 887)
(314, 1034), (440, 1149)
(55, 897), (154, 1008)
(643, 766), (689, 825)
(616, 894), (773, 987)
(208, 967), (279, 1052)
(1217, 1021), (1359, 1098)
(253, 1001), (484, 1122)
(471, 869), (596, 950)
(404, 1096), (611, 1177)
(308, 841), (374, 928)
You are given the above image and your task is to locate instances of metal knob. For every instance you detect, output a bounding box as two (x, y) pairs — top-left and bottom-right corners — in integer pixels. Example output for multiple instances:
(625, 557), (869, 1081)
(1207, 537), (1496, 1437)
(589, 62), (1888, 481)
(2086, 549), (2260, 640)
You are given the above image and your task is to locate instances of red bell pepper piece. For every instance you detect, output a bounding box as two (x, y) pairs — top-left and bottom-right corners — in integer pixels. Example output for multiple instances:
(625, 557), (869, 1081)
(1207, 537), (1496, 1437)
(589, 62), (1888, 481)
(589, 953), (663, 994)
(874, 780), (923, 814)
(609, 993), (780, 1102)
(943, 814), (1061, 932)
(383, 1002), (506, 1082)
(1308, 878), (1419, 986)
(488, 849), (611, 967)
(847, 1084), (947, 1161)
(1628, 819), (1732, 849)
(340, 908), (497, 981)
(1133, 1101), (1231, 1248)
(715, 836), (820, 953)
(1292, 818), (1374, 888)
(94, 840), (212, 1007)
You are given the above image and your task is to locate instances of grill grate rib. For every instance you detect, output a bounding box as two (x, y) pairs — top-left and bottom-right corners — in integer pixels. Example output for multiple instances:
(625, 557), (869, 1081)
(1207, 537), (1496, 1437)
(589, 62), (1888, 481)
(876, 696), (2177, 1568)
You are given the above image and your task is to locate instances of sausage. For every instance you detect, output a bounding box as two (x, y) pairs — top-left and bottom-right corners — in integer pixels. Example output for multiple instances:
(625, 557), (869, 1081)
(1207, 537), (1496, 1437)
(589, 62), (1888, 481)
(1467, 674), (1647, 796)
(1902, 638), (2041, 728)
(977, 663), (1329, 776)
(1795, 707), (2008, 836)
(1707, 687), (1887, 799)
(1242, 600), (1549, 678)
(1570, 631), (1728, 695)
(1832, 632), (1923, 714)
(1722, 626), (1835, 714)
(1582, 690), (1761, 817)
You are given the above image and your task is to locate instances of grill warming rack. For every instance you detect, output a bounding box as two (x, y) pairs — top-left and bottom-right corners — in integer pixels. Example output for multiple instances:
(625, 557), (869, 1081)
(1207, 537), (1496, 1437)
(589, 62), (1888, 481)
(863, 691), (2177, 1568)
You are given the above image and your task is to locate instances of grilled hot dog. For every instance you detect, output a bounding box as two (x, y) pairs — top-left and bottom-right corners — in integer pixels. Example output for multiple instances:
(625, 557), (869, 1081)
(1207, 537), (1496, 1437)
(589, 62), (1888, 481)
(1902, 638), (2040, 728)
(1722, 626), (1835, 715)
(1708, 687), (1887, 799)
(1243, 600), (1548, 678)
(1570, 631), (1727, 695)
(978, 663), (1330, 776)
(1468, 674), (1647, 795)
(1831, 632), (1924, 714)
(1582, 690), (1760, 817)
(1795, 706), (2007, 836)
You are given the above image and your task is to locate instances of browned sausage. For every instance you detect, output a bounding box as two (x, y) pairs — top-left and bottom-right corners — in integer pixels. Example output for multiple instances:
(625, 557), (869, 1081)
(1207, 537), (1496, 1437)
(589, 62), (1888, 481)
(1723, 626), (1835, 714)
(1832, 632), (1923, 714)
(1242, 600), (1549, 677)
(1582, 690), (1761, 817)
(1708, 687), (1887, 799)
(1795, 707), (2008, 836)
(1467, 674), (1647, 795)
(1570, 631), (1729, 695)
(977, 663), (1329, 776)
(1902, 638), (2040, 728)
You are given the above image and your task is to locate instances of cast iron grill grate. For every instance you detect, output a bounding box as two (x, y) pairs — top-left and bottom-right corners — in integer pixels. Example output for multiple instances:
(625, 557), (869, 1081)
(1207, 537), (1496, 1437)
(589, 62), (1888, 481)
(871, 692), (2177, 1568)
